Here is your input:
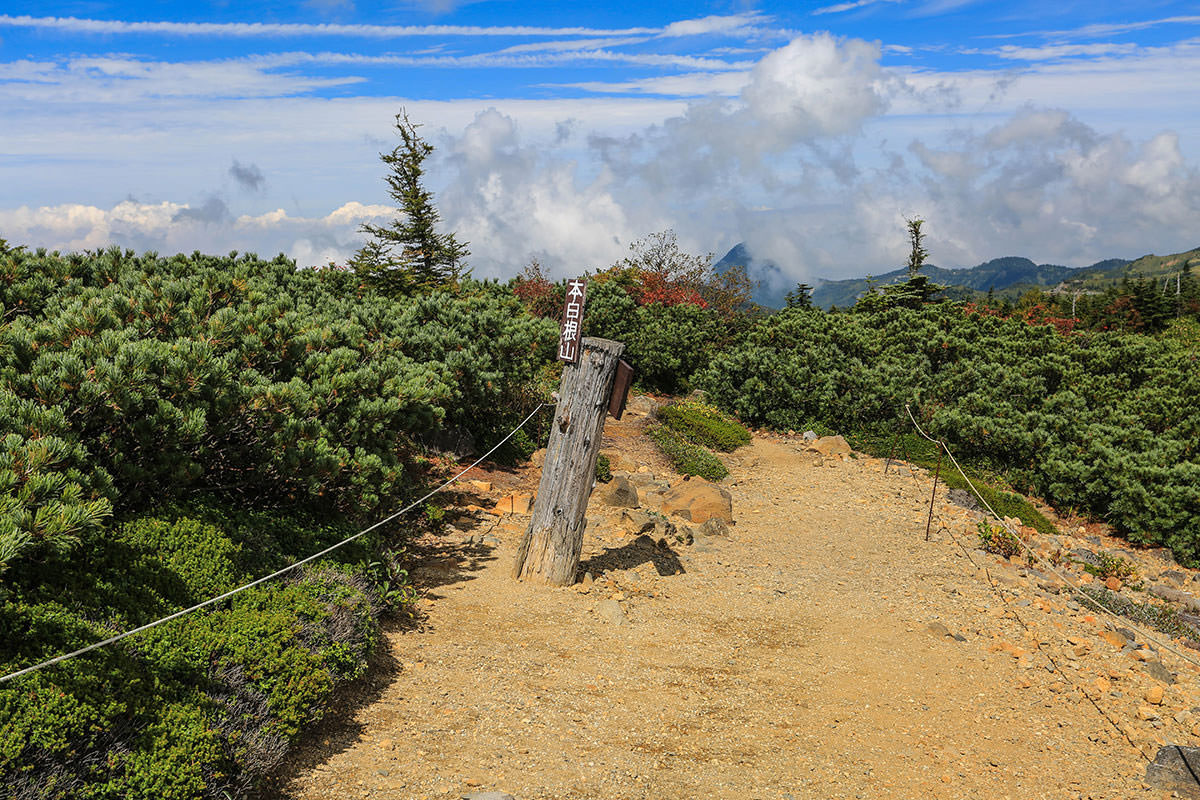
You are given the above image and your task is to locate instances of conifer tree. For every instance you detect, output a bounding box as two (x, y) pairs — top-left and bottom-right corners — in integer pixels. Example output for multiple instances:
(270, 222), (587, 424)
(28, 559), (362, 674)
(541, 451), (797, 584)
(785, 282), (814, 309)
(351, 110), (469, 294)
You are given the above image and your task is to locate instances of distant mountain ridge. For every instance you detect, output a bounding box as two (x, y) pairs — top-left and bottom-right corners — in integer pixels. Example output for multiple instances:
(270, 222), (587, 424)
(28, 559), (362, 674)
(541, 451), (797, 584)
(712, 244), (1200, 310)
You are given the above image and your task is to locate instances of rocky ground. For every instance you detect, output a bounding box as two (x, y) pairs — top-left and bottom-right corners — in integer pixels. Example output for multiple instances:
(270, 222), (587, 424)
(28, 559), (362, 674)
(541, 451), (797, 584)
(267, 397), (1200, 800)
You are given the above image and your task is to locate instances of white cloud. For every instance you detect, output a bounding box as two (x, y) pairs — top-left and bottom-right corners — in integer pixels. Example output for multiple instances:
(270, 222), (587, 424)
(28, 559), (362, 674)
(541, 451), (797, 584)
(988, 15), (1200, 41)
(659, 13), (767, 37)
(813, 0), (903, 16)
(554, 71), (751, 97)
(0, 13), (761, 39)
(0, 200), (391, 264)
(438, 109), (639, 277)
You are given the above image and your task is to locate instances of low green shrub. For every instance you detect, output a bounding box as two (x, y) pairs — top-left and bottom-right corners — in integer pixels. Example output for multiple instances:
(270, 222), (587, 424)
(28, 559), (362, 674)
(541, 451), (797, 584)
(595, 453), (612, 483)
(647, 424), (727, 481)
(1083, 552), (1139, 582)
(0, 505), (390, 800)
(656, 399), (751, 452)
(977, 520), (1023, 558)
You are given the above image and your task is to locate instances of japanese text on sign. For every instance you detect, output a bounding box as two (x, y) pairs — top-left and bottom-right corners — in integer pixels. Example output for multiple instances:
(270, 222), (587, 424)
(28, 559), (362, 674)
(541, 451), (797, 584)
(558, 278), (587, 363)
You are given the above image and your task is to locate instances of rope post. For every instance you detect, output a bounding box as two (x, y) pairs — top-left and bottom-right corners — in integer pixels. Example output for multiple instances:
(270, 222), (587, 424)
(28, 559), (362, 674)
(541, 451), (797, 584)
(925, 447), (943, 541)
(884, 432), (899, 474)
(512, 337), (625, 586)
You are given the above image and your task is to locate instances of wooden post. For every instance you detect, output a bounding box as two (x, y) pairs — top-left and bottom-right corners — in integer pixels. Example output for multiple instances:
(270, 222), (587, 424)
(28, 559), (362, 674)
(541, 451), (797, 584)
(512, 337), (625, 585)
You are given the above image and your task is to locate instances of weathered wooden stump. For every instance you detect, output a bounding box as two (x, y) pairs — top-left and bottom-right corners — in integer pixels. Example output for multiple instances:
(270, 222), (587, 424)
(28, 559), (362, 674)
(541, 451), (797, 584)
(512, 337), (625, 585)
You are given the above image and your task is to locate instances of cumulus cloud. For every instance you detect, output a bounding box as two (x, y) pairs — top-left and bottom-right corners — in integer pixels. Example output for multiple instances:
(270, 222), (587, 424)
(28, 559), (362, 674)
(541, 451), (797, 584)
(0, 200), (390, 264)
(437, 109), (639, 276)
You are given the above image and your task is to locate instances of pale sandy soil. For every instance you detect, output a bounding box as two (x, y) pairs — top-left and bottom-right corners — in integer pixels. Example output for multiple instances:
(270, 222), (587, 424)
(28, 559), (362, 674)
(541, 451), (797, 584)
(268, 415), (1199, 800)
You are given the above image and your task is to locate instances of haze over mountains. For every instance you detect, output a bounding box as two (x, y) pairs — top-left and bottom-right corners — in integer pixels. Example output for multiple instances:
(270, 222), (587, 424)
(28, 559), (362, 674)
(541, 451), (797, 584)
(713, 245), (1200, 310)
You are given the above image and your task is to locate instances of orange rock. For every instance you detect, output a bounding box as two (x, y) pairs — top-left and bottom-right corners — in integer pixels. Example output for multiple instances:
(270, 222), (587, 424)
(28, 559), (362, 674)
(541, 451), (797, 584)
(989, 640), (1028, 660)
(492, 492), (533, 515)
(1098, 630), (1127, 649)
(1078, 572), (1094, 585)
(1105, 576), (1123, 591)
(1145, 685), (1165, 705)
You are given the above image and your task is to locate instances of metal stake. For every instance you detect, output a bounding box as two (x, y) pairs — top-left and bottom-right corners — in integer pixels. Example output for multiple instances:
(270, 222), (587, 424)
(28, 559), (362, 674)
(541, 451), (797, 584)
(925, 449), (943, 541)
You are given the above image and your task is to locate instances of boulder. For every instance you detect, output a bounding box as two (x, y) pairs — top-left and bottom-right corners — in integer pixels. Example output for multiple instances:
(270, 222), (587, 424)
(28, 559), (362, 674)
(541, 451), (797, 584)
(601, 450), (639, 473)
(661, 478), (733, 524)
(597, 476), (639, 508)
(807, 435), (851, 458)
(802, 430), (818, 441)
(625, 394), (660, 416)
(492, 492), (533, 515)
(1146, 745), (1200, 796)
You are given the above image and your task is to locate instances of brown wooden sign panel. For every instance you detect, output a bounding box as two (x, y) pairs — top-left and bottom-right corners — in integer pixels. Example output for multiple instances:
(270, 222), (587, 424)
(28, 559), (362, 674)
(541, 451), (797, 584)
(557, 277), (587, 363)
(609, 359), (633, 420)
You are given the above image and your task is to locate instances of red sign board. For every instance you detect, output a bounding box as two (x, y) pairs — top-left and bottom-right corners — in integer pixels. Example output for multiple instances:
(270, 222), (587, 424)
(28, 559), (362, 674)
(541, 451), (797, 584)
(557, 278), (587, 363)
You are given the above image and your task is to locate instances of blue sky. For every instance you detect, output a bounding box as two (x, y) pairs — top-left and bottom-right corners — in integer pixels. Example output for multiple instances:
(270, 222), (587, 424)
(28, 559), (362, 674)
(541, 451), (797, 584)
(3, 1), (1200, 285)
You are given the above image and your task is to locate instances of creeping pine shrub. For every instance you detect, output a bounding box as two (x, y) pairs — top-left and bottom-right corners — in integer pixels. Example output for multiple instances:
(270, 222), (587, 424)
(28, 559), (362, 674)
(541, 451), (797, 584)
(647, 423), (727, 481)
(656, 400), (751, 452)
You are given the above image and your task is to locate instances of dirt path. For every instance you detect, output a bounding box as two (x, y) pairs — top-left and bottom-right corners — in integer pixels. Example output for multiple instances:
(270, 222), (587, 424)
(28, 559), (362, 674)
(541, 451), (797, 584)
(271, 426), (1196, 799)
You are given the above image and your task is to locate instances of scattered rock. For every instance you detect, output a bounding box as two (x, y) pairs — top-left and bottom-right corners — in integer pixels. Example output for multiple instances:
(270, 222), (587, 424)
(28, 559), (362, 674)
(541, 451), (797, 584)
(1145, 745), (1200, 797)
(1098, 630), (1129, 649)
(1070, 548), (1101, 567)
(947, 488), (983, 513)
(619, 509), (654, 535)
(802, 430), (818, 441)
(1145, 685), (1165, 705)
(1149, 584), (1200, 612)
(468, 479), (493, 493)
(598, 476), (639, 508)
(661, 479), (733, 524)
(1137, 706), (1161, 721)
(1144, 659), (1177, 685)
(463, 793), (518, 800)
(1160, 570), (1190, 587)
(493, 492), (534, 515)
(926, 621), (952, 638)
(1104, 576), (1123, 592)
(596, 599), (626, 626)
(627, 472), (668, 491)
(697, 518), (731, 539)
(807, 435), (851, 458)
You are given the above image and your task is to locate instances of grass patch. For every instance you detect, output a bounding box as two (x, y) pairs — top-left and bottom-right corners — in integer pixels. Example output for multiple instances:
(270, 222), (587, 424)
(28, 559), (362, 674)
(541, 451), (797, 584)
(847, 430), (1058, 535)
(656, 400), (751, 452)
(647, 423), (728, 481)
